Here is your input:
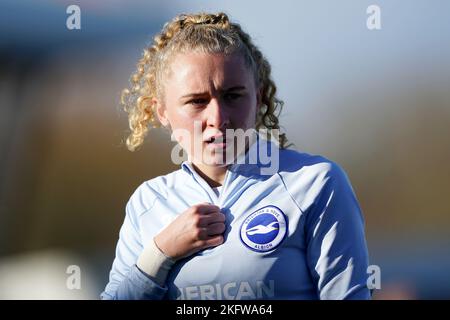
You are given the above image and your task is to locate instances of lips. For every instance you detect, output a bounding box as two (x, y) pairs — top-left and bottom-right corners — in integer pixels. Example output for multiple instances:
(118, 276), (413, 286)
(204, 133), (231, 150)
(204, 133), (225, 144)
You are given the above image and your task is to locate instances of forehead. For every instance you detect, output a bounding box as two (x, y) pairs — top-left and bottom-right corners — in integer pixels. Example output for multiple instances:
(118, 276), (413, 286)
(164, 52), (254, 94)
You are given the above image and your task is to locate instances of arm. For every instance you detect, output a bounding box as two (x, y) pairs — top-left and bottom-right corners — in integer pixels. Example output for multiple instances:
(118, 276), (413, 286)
(101, 196), (226, 300)
(305, 162), (371, 300)
(101, 201), (172, 300)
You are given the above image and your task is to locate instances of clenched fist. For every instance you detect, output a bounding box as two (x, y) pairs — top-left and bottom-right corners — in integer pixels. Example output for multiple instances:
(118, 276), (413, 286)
(154, 203), (226, 260)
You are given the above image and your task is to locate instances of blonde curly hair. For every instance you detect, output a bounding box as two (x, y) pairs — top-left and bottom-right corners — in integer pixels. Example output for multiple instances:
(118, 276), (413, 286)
(121, 12), (289, 151)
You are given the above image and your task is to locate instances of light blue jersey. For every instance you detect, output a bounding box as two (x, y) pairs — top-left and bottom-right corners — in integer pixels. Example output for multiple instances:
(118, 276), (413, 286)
(101, 136), (370, 300)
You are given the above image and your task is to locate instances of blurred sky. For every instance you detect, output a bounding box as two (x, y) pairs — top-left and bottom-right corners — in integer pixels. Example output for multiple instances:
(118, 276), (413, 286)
(1, 0), (449, 299)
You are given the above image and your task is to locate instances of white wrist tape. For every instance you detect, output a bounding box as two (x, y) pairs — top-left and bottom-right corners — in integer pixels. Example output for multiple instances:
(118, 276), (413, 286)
(137, 238), (175, 287)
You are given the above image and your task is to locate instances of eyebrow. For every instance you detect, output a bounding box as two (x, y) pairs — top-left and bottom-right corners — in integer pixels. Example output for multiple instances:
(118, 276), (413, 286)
(180, 86), (247, 100)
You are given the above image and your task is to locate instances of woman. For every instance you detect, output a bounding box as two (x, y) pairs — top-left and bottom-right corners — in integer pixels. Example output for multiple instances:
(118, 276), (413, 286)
(101, 12), (370, 300)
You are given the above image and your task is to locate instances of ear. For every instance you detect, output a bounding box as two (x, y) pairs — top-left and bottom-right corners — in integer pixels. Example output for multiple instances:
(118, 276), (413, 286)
(153, 97), (169, 127)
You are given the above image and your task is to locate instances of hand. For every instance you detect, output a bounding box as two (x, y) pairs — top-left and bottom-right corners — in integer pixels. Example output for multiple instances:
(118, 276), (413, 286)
(154, 203), (226, 260)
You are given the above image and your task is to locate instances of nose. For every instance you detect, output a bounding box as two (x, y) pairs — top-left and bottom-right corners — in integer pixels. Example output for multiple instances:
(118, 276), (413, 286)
(205, 98), (230, 129)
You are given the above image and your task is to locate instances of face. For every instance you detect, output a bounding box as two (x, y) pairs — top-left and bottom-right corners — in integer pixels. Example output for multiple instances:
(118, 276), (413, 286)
(155, 52), (261, 169)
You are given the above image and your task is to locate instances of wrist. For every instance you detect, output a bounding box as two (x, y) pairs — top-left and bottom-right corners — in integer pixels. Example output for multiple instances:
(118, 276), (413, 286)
(137, 237), (176, 287)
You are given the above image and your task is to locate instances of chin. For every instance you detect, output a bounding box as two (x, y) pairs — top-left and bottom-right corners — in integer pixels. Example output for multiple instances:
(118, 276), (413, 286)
(202, 151), (236, 167)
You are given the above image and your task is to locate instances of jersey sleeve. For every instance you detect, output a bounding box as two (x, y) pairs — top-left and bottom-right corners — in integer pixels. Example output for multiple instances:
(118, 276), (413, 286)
(100, 187), (169, 300)
(304, 162), (371, 300)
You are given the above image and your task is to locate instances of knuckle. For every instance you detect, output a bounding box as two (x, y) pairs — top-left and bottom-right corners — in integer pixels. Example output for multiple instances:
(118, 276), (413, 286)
(216, 235), (224, 244)
(196, 239), (207, 249)
(192, 215), (201, 226)
(193, 228), (203, 239)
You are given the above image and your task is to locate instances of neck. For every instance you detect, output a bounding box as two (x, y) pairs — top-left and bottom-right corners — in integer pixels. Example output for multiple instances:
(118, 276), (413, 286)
(191, 163), (228, 188)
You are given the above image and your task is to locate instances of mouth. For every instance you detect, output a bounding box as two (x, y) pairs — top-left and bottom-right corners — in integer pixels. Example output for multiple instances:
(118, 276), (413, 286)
(204, 134), (228, 149)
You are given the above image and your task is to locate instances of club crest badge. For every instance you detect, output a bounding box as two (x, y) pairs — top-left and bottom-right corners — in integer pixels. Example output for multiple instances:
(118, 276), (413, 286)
(240, 205), (288, 252)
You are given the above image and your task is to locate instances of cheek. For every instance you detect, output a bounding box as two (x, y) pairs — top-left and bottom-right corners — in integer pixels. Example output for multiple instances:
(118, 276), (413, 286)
(234, 96), (258, 127)
(168, 114), (204, 147)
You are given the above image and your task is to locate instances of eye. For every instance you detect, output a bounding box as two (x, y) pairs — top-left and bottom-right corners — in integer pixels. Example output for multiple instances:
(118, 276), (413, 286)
(224, 92), (242, 101)
(187, 98), (208, 107)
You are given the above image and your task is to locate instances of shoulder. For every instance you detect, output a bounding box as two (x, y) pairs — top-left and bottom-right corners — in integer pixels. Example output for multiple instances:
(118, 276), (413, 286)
(278, 148), (348, 182)
(126, 167), (186, 218)
(277, 148), (355, 210)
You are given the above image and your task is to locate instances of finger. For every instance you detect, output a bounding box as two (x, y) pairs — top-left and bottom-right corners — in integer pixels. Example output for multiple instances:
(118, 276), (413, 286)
(206, 222), (226, 236)
(198, 212), (226, 226)
(195, 203), (221, 215)
(196, 235), (224, 250)
(195, 227), (210, 240)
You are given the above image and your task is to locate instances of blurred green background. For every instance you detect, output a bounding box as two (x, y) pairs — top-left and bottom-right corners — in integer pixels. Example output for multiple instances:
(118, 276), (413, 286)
(1, 0), (449, 299)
